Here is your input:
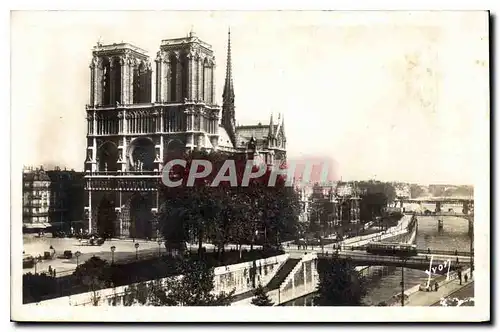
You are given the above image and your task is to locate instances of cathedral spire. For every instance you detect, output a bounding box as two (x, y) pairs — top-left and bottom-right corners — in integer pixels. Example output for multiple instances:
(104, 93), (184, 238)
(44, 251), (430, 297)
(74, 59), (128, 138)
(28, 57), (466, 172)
(223, 28), (234, 103)
(222, 27), (237, 147)
(269, 113), (275, 136)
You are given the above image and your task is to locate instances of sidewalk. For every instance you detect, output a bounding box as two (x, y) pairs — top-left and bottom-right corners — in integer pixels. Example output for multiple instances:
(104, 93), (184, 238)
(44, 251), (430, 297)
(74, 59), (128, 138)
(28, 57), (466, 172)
(402, 269), (473, 306)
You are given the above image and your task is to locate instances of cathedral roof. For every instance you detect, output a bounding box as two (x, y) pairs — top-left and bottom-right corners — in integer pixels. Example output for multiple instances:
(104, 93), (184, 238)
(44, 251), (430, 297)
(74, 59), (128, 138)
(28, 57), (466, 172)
(218, 125), (235, 149)
(236, 124), (277, 141)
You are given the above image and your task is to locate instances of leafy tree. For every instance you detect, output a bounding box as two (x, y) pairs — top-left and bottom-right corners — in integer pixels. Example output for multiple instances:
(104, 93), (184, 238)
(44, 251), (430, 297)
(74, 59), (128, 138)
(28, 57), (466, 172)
(410, 184), (425, 199)
(160, 150), (230, 255)
(251, 284), (274, 306)
(357, 180), (396, 223)
(73, 256), (112, 303)
(315, 256), (367, 306)
(122, 283), (137, 306)
(120, 258), (234, 306)
(159, 149), (300, 259)
(162, 258), (234, 306)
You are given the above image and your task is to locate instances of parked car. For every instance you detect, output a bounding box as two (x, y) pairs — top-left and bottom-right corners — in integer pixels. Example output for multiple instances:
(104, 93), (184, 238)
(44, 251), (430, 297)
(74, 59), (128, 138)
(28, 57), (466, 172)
(89, 237), (105, 246)
(52, 230), (67, 238)
(23, 254), (35, 268)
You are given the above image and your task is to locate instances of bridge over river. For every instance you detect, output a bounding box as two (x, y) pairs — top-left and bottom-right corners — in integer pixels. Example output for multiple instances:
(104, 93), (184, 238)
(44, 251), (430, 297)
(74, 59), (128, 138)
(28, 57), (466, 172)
(316, 251), (471, 271)
(397, 196), (474, 215)
(285, 248), (472, 271)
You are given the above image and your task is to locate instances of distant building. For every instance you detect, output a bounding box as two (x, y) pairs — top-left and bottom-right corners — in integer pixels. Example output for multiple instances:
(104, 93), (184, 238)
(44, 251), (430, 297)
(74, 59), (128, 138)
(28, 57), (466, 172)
(294, 181), (361, 236)
(22, 166), (85, 233)
(334, 183), (361, 227)
(46, 167), (85, 232)
(22, 166), (51, 231)
(295, 184), (313, 224)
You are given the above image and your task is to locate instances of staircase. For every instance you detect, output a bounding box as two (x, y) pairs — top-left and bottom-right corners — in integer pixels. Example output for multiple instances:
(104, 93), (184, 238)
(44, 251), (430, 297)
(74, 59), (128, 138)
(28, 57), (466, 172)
(265, 258), (301, 291)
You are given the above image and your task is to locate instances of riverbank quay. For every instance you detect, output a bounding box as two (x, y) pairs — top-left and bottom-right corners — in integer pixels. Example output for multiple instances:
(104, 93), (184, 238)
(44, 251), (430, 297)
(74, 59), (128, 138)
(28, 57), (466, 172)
(432, 282), (474, 306)
(388, 267), (473, 306)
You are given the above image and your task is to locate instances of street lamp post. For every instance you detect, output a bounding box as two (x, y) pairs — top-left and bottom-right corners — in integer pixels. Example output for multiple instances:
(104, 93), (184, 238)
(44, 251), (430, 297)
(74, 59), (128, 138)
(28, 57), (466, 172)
(75, 251), (81, 267)
(34, 256), (42, 275)
(135, 242), (140, 260)
(157, 240), (163, 257)
(470, 217), (474, 278)
(400, 257), (407, 307)
(110, 246), (116, 264)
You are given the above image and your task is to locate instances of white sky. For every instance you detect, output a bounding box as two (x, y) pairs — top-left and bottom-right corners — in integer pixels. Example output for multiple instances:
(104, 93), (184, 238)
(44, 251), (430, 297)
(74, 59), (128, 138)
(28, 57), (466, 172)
(11, 11), (489, 185)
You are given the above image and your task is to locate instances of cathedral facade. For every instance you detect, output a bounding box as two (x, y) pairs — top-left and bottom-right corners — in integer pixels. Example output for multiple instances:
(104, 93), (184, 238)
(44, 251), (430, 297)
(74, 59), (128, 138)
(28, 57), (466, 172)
(84, 30), (287, 239)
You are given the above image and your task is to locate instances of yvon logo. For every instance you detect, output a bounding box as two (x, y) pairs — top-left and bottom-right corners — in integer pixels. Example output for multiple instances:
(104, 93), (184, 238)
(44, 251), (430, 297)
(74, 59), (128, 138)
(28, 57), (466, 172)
(424, 256), (452, 288)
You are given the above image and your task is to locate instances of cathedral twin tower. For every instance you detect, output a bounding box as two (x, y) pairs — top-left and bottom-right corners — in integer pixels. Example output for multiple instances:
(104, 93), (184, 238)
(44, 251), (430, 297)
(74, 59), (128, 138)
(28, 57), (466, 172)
(84, 30), (286, 239)
(89, 30), (216, 108)
(84, 30), (235, 239)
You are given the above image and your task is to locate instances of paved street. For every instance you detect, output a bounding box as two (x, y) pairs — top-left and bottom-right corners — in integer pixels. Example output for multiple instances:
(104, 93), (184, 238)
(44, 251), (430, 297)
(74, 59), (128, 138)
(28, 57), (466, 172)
(23, 235), (262, 276)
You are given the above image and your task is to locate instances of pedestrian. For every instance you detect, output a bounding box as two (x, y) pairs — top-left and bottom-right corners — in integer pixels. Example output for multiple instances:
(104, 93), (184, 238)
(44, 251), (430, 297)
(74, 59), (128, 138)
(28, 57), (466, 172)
(435, 282), (439, 292)
(458, 270), (462, 285)
(464, 274), (468, 283)
(52, 269), (56, 278)
(48, 265), (52, 276)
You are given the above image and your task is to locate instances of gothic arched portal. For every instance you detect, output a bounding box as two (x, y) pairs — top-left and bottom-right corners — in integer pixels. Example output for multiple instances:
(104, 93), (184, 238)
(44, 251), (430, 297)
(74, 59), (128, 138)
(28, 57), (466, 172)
(128, 137), (155, 171)
(98, 141), (119, 172)
(97, 196), (117, 238)
(166, 139), (185, 157)
(129, 194), (154, 239)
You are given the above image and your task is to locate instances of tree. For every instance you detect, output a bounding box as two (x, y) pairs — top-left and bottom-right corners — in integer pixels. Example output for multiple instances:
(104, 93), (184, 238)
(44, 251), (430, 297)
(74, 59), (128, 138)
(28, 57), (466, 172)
(160, 149), (230, 255)
(162, 258), (234, 306)
(73, 256), (112, 304)
(23, 273), (57, 304)
(410, 184), (425, 199)
(159, 150), (300, 258)
(357, 180), (396, 223)
(315, 256), (367, 306)
(121, 258), (234, 306)
(251, 284), (274, 306)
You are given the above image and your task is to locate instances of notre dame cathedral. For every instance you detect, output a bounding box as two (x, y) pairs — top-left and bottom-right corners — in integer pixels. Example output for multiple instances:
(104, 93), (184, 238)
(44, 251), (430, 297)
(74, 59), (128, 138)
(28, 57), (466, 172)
(84, 30), (287, 239)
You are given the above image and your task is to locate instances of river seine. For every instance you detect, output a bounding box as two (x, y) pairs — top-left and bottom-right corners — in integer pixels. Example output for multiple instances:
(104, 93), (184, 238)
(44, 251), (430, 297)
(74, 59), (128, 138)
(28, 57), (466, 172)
(283, 204), (472, 306)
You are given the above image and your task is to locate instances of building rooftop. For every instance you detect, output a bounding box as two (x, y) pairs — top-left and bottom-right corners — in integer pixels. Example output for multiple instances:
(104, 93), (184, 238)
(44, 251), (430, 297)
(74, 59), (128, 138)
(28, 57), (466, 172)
(160, 32), (213, 51)
(92, 42), (148, 56)
(23, 167), (50, 182)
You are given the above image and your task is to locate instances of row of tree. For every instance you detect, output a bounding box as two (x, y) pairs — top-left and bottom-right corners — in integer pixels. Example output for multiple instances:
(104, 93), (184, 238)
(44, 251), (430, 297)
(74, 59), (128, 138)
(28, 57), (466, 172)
(158, 150), (301, 258)
(72, 256), (235, 306)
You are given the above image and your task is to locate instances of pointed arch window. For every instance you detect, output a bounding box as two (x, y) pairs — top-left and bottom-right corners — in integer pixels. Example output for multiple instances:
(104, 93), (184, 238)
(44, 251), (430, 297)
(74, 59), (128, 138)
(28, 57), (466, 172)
(102, 58), (111, 106)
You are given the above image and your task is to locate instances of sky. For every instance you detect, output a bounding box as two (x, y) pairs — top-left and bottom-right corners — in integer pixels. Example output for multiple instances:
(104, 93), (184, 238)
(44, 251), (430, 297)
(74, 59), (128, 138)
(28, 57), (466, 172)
(11, 11), (489, 185)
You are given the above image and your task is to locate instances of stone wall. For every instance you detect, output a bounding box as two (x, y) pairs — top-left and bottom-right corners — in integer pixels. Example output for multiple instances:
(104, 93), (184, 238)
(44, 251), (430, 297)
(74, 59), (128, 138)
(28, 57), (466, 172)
(25, 254), (289, 307)
(232, 253), (319, 306)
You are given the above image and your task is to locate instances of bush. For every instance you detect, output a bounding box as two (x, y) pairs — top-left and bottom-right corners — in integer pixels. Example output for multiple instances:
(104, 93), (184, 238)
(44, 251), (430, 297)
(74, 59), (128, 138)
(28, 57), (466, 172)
(23, 273), (57, 303)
